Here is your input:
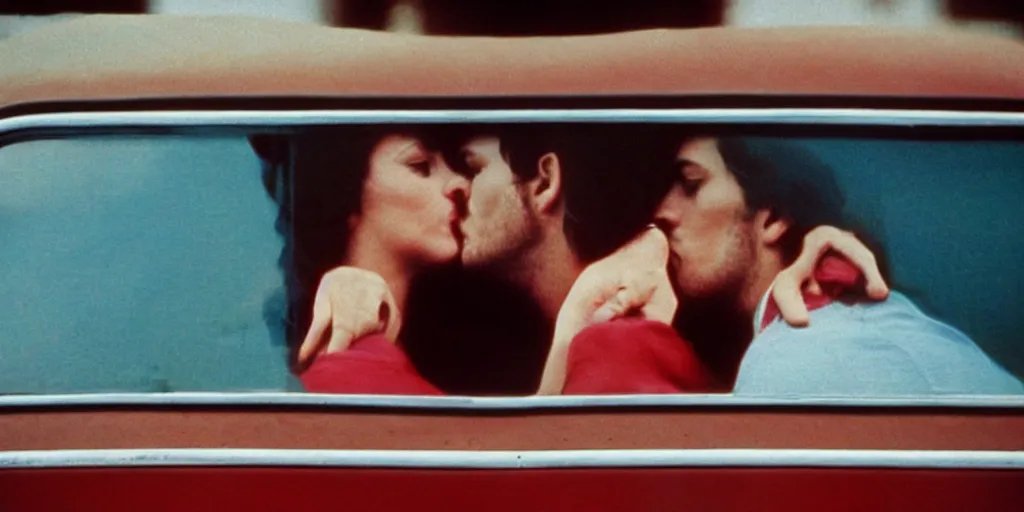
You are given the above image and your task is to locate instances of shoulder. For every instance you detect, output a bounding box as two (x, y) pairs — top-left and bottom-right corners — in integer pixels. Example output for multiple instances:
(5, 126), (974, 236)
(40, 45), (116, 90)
(735, 292), (1022, 396)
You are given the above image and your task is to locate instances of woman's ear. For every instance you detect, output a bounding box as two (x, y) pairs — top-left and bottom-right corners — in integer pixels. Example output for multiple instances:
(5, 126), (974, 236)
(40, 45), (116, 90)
(531, 152), (563, 214)
(755, 209), (792, 246)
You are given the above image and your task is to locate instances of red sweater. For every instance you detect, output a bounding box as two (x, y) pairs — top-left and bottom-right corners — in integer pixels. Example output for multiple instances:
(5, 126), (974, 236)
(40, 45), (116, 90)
(301, 256), (863, 396)
(561, 318), (716, 394)
(300, 335), (442, 395)
(561, 256), (863, 394)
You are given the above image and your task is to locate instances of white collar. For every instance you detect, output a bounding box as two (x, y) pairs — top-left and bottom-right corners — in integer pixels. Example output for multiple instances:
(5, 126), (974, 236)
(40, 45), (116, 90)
(752, 277), (777, 334)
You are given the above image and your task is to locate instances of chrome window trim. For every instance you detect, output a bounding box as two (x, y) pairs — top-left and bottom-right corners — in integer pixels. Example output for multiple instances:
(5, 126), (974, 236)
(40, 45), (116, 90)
(1, 392), (1022, 410)
(0, 108), (1023, 132)
(1, 448), (1021, 470)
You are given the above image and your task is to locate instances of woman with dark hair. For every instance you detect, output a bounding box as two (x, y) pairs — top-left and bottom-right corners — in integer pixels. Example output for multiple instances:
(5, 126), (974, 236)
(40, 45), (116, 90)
(255, 126), (469, 394)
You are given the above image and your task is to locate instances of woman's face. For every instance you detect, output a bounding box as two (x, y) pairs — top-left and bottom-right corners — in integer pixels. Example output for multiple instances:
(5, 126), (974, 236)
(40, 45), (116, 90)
(354, 134), (468, 266)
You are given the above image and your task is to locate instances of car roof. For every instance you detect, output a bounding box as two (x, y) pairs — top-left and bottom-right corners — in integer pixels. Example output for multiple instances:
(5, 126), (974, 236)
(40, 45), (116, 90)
(1, 14), (1022, 109)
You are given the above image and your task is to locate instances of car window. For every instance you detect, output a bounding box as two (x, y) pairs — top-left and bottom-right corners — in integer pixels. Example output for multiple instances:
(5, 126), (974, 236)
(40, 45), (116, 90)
(0, 119), (1021, 398)
(791, 138), (1023, 381)
(0, 135), (295, 393)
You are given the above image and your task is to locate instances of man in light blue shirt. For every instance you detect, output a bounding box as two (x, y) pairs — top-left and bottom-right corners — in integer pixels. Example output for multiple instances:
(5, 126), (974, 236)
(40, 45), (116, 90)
(736, 290), (1022, 395)
(650, 136), (1021, 396)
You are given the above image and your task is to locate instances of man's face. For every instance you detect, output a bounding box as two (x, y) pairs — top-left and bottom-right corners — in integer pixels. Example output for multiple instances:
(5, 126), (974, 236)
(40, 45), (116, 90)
(456, 136), (541, 269)
(653, 137), (757, 302)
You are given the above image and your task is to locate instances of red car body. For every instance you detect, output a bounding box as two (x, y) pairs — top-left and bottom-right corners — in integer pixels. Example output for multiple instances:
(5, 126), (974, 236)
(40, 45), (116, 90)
(0, 15), (1022, 511)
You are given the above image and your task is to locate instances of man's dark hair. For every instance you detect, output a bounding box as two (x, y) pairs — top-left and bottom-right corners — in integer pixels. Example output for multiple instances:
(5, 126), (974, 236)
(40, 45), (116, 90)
(718, 137), (847, 263)
(554, 125), (681, 262)
(436, 124), (549, 182)
(442, 123), (679, 263)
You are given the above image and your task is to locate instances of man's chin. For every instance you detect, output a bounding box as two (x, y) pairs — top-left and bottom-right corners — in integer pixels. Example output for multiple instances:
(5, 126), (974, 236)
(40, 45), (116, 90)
(459, 250), (511, 276)
(458, 240), (493, 267)
(457, 247), (480, 268)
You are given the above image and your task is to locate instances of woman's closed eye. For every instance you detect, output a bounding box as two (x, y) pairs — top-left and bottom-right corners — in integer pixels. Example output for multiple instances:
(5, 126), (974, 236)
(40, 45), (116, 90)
(677, 162), (706, 196)
(676, 172), (703, 196)
(407, 159), (431, 176)
(394, 140), (432, 176)
(679, 176), (702, 196)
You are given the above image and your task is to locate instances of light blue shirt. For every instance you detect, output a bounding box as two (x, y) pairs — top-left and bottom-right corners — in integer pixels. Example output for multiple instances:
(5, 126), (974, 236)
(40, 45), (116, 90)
(734, 291), (1023, 396)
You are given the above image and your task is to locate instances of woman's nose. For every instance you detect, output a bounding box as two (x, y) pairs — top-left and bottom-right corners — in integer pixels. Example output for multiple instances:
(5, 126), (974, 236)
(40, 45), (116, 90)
(443, 174), (470, 202)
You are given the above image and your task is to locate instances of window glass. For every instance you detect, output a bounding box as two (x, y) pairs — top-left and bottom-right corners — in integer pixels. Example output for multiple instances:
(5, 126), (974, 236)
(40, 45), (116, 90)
(796, 138), (1024, 387)
(0, 126), (1021, 397)
(0, 135), (293, 393)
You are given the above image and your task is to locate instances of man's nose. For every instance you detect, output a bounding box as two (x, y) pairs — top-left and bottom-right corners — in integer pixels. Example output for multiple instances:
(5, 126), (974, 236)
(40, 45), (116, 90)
(652, 198), (674, 234)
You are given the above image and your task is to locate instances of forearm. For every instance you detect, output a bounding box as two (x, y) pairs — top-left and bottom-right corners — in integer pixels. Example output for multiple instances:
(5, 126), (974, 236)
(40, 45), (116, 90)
(536, 325), (576, 395)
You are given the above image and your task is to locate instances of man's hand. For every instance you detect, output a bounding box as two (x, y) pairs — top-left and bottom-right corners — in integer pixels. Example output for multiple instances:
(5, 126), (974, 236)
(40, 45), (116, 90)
(296, 266), (400, 367)
(537, 227), (677, 395)
(772, 226), (890, 327)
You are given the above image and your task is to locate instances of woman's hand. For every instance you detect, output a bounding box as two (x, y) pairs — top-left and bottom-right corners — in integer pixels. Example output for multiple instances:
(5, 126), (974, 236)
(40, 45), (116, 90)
(563, 227), (677, 330)
(538, 227), (677, 395)
(772, 226), (890, 327)
(296, 266), (400, 367)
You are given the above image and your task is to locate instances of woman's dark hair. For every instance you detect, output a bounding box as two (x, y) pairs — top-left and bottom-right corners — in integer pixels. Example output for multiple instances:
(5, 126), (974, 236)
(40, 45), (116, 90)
(254, 126), (421, 369)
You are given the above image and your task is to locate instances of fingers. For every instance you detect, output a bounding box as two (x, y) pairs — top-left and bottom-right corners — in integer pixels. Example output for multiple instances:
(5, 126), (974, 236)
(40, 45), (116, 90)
(326, 323), (355, 354)
(590, 301), (620, 324)
(644, 266), (679, 324)
(775, 227), (831, 326)
(587, 266), (677, 325)
(295, 266), (397, 369)
(297, 309), (331, 366)
(590, 282), (656, 324)
(772, 242), (820, 328)
(327, 302), (362, 353)
(785, 234), (826, 286)
(327, 286), (399, 350)
(771, 270), (810, 327)
(619, 226), (670, 263)
(777, 226), (892, 328)
(381, 290), (402, 343)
